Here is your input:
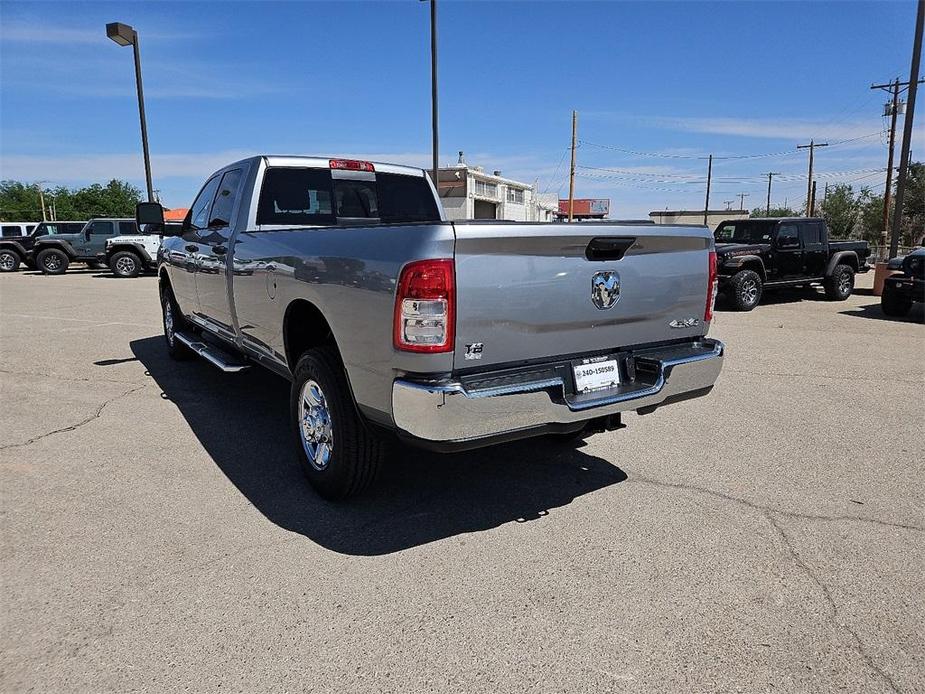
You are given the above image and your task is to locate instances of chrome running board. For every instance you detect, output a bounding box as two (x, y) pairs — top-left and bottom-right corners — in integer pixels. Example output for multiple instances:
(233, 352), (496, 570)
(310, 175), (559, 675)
(175, 332), (250, 373)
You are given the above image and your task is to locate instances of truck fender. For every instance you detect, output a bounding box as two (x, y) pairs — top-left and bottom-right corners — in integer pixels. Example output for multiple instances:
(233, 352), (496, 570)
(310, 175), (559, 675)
(825, 251), (858, 276)
(107, 242), (151, 265)
(722, 254), (766, 281)
(0, 240), (28, 259)
(34, 238), (78, 259)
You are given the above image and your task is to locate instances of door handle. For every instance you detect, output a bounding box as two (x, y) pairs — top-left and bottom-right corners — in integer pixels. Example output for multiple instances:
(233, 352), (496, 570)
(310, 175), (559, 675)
(212, 245), (227, 256)
(185, 244), (198, 253)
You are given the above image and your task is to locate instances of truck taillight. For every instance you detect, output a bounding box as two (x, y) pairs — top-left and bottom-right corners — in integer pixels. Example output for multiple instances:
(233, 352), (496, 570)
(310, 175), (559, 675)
(329, 159), (375, 172)
(393, 259), (455, 353)
(705, 250), (718, 321)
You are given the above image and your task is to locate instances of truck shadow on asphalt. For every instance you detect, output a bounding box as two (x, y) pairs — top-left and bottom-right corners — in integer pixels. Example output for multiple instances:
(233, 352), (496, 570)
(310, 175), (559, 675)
(840, 301), (925, 323)
(129, 336), (628, 556)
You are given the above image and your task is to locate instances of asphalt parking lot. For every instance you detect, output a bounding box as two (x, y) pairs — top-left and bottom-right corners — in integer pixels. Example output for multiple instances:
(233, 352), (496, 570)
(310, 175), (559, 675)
(1, 268), (922, 693)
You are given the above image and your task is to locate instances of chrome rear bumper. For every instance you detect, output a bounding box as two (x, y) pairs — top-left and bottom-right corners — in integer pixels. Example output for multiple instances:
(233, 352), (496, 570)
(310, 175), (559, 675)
(392, 338), (724, 444)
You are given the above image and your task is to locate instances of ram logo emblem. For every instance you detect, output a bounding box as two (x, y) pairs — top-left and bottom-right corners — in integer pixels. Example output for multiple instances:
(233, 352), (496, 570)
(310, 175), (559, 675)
(591, 271), (621, 310)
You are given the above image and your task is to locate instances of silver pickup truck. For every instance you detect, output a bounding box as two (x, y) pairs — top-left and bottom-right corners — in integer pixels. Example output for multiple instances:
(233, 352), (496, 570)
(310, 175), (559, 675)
(138, 155), (724, 499)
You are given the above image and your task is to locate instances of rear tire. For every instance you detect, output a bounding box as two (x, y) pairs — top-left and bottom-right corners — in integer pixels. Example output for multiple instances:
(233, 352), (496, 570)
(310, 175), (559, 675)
(36, 248), (69, 275)
(881, 285), (912, 317)
(110, 251), (142, 278)
(0, 250), (21, 272)
(729, 269), (762, 311)
(160, 284), (193, 360)
(825, 264), (854, 300)
(290, 346), (385, 500)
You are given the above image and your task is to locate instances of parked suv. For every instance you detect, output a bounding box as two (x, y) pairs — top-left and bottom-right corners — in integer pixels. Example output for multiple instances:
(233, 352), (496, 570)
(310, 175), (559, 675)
(0, 221), (86, 272)
(714, 217), (870, 310)
(881, 248), (924, 318)
(32, 218), (138, 275)
(105, 223), (178, 277)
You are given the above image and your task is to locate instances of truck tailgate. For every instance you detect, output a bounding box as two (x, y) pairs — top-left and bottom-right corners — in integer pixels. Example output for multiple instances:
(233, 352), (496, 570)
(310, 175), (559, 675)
(452, 222), (713, 370)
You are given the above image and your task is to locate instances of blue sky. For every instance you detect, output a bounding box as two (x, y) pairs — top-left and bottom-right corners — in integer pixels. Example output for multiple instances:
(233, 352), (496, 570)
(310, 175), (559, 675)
(0, 0), (920, 217)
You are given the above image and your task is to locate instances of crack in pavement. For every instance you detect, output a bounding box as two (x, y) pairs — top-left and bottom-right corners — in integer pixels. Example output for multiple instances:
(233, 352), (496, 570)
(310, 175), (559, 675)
(629, 476), (924, 533)
(0, 384), (148, 452)
(630, 474), (908, 693)
(763, 511), (902, 694)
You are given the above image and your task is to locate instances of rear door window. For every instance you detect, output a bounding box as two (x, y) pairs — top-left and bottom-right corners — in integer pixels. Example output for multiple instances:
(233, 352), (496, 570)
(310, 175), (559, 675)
(1, 225), (21, 237)
(119, 221), (137, 235)
(802, 222), (823, 245)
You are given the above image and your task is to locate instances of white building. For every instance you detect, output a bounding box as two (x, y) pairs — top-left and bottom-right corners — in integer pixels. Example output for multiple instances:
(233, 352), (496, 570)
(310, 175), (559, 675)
(436, 152), (558, 223)
(649, 209), (749, 229)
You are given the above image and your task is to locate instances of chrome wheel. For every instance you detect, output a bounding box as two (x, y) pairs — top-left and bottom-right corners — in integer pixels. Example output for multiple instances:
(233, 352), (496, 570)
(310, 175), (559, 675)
(741, 279), (759, 304)
(0, 252), (15, 271)
(299, 379), (334, 471)
(838, 272), (852, 295)
(163, 296), (175, 347)
(115, 256), (137, 276)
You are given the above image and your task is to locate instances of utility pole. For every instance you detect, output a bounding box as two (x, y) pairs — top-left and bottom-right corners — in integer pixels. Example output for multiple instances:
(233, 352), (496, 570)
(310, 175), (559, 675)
(703, 154), (713, 225)
(797, 139), (828, 216)
(428, 0), (439, 188)
(889, 0), (924, 259)
(872, 78), (902, 246)
(568, 110), (577, 222)
(723, 200), (734, 211)
(810, 180), (817, 217)
(737, 192), (749, 212)
(764, 172), (780, 216)
(36, 183), (47, 222)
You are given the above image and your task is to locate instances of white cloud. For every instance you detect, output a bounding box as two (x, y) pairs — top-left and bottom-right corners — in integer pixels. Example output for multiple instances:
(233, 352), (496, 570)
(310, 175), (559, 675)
(652, 116), (885, 142)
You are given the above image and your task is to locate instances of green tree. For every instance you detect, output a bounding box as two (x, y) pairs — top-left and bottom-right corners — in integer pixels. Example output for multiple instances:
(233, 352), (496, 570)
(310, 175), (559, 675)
(750, 205), (799, 218)
(818, 183), (868, 238)
(0, 179), (142, 222)
(0, 181), (45, 221)
(899, 161), (924, 245)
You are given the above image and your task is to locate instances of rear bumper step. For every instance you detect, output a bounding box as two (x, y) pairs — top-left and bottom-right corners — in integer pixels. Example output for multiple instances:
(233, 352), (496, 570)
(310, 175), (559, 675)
(175, 332), (250, 373)
(392, 338), (724, 444)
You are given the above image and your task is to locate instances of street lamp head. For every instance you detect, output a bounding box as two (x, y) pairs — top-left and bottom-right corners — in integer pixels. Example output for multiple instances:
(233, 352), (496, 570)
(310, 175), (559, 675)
(106, 22), (136, 47)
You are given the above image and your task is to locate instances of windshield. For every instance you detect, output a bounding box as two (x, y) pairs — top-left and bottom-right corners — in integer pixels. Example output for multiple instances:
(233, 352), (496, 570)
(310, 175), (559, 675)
(714, 220), (776, 244)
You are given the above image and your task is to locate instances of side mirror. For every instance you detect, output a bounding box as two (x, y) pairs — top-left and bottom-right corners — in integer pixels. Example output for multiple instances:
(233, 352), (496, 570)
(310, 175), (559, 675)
(85, 228), (92, 240)
(136, 202), (165, 227)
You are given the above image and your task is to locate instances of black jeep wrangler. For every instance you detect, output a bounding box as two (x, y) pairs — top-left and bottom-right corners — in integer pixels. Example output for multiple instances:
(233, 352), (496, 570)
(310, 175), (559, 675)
(881, 248), (924, 318)
(714, 217), (871, 311)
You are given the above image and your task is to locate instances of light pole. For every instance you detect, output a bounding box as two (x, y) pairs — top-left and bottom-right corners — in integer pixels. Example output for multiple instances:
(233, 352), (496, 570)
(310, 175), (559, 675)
(419, 0), (439, 189)
(106, 22), (154, 202)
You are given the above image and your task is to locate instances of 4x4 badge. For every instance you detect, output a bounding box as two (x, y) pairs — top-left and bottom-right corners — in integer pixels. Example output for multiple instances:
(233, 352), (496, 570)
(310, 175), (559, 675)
(591, 271), (621, 310)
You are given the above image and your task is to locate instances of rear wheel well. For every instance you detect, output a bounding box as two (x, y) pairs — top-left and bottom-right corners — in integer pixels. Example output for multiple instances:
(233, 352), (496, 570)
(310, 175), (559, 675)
(36, 243), (73, 259)
(0, 245), (24, 260)
(738, 261), (765, 281)
(284, 300), (335, 372)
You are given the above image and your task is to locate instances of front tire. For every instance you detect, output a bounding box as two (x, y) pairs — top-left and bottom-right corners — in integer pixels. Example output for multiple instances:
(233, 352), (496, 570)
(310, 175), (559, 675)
(160, 284), (193, 360)
(825, 264), (854, 301)
(110, 251), (142, 278)
(881, 285), (912, 317)
(729, 269), (763, 311)
(290, 346), (385, 500)
(0, 250), (21, 272)
(36, 248), (69, 275)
